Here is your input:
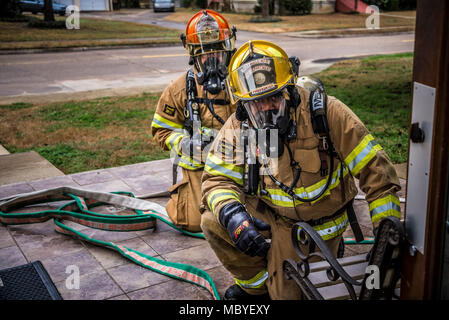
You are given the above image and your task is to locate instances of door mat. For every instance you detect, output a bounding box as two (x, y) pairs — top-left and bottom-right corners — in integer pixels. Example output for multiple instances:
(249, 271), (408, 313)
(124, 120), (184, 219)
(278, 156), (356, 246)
(0, 261), (62, 300)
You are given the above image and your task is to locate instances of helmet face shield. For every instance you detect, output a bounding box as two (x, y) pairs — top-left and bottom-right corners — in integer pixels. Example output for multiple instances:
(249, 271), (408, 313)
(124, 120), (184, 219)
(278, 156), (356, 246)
(186, 28), (235, 56)
(227, 56), (294, 104)
(243, 94), (287, 129)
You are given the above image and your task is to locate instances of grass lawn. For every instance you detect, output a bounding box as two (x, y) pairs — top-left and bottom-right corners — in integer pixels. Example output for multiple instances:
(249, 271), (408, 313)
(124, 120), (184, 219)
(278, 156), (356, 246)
(315, 53), (413, 164)
(0, 53), (412, 174)
(164, 8), (415, 33)
(0, 15), (180, 50)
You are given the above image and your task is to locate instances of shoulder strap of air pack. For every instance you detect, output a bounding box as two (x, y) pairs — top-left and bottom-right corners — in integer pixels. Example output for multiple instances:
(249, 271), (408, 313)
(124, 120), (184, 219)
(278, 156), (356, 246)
(184, 68), (201, 135)
(309, 87), (364, 243)
(309, 88), (333, 176)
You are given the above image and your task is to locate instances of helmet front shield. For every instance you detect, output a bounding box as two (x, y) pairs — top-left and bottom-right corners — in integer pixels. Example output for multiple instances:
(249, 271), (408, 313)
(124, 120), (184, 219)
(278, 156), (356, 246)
(186, 28), (235, 56)
(226, 56), (295, 105)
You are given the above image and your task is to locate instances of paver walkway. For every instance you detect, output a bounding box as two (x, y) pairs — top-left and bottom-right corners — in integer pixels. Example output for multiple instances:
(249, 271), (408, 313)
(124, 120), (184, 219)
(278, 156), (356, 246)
(0, 158), (407, 300)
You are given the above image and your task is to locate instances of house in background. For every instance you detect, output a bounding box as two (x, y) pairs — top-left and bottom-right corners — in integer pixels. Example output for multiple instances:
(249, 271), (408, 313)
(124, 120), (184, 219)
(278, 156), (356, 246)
(57, 0), (366, 14)
(57, 0), (113, 11)
(228, 0), (367, 14)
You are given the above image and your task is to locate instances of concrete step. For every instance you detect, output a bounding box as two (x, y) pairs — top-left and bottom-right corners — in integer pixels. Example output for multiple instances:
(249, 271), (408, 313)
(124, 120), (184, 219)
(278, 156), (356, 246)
(0, 151), (64, 186)
(0, 145), (9, 156)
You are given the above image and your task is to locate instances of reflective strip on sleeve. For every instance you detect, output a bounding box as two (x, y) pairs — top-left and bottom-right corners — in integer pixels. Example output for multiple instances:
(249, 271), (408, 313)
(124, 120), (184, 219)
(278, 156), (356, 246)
(177, 154), (204, 170)
(297, 211), (349, 241)
(344, 134), (383, 176)
(262, 162), (350, 207)
(151, 113), (183, 131)
(369, 194), (401, 224)
(204, 153), (243, 185)
(165, 131), (187, 156)
(207, 189), (240, 217)
(235, 269), (268, 290)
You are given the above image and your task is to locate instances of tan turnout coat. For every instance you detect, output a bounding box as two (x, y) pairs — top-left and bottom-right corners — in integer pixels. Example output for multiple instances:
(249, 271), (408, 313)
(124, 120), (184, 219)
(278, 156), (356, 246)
(151, 71), (236, 232)
(200, 86), (401, 299)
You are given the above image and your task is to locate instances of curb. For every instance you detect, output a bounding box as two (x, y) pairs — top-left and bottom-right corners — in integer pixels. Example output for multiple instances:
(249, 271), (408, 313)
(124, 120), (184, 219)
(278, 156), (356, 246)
(286, 29), (414, 39)
(0, 41), (181, 55)
(0, 83), (172, 106)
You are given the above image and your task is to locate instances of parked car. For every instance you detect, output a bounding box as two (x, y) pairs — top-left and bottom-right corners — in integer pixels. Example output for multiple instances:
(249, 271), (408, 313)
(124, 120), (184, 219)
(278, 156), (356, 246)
(153, 0), (175, 12)
(19, 0), (68, 16)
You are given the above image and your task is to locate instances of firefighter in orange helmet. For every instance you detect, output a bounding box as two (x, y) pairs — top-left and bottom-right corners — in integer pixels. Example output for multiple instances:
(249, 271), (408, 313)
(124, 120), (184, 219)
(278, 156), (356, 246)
(151, 10), (237, 232)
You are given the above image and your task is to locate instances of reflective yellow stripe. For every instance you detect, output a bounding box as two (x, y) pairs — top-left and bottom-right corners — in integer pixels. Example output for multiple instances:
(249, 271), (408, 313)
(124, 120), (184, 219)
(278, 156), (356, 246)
(177, 154), (204, 170)
(204, 153), (243, 185)
(235, 269), (268, 289)
(369, 194), (401, 224)
(344, 134), (383, 176)
(207, 189), (240, 217)
(151, 113), (183, 131)
(262, 162), (349, 207)
(297, 211), (348, 241)
(165, 131), (187, 156)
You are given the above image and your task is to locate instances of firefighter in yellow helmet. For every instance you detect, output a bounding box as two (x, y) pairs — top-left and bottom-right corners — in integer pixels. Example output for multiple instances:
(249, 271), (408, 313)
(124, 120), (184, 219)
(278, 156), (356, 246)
(151, 10), (237, 232)
(200, 40), (401, 299)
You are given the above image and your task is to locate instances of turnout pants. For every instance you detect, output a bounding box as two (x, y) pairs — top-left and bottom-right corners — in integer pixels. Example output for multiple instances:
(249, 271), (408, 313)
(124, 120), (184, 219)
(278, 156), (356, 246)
(201, 196), (342, 300)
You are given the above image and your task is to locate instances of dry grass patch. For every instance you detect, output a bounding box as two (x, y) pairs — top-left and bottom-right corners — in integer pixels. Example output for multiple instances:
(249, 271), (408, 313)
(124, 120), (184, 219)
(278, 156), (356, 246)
(0, 93), (169, 174)
(0, 15), (180, 50)
(164, 8), (415, 33)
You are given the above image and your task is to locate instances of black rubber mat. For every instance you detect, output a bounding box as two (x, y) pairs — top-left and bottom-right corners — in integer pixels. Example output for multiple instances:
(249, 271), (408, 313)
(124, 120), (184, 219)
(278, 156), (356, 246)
(0, 261), (62, 300)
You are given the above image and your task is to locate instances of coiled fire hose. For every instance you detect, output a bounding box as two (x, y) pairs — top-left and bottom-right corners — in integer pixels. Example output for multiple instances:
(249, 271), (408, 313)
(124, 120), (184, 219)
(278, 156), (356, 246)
(0, 187), (220, 300)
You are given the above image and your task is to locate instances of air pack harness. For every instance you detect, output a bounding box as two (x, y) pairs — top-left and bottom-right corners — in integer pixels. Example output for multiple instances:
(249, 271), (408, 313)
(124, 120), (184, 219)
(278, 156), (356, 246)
(0, 186), (220, 300)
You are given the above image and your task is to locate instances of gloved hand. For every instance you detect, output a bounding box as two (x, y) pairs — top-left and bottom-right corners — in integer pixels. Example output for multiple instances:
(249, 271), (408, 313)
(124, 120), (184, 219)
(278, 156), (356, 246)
(180, 136), (208, 162)
(180, 127), (216, 162)
(219, 202), (271, 257)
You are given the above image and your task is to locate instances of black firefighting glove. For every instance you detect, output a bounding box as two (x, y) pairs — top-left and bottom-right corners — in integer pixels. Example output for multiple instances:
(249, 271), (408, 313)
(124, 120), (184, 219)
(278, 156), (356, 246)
(219, 202), (271, 257)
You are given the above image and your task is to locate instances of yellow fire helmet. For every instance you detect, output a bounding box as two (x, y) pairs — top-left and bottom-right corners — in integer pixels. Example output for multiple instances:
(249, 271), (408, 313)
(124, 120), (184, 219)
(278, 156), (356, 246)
(226, 40), (298, 105)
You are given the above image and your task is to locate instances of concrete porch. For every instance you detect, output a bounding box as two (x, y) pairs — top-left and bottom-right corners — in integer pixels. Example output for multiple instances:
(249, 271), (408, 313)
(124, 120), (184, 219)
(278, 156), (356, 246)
(0, 154), (407, 300)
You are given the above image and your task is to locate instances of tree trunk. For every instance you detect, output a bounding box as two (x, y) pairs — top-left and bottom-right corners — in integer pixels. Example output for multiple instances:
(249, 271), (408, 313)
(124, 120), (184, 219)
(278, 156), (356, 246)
(262, 0), (269, 17)
(222, 0), (231, 11)
(44, 0), (55, 22)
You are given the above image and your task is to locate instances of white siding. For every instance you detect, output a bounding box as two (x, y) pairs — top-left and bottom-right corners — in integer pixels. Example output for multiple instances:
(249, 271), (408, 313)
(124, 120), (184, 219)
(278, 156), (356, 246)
(80, 0), (107, 11)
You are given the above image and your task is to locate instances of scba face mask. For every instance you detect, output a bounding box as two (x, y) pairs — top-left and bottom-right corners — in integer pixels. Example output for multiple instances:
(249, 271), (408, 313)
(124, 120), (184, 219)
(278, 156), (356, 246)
(243, 93), (288, 133)
(243, 93), (289, 157)
(195, 51), (231, 94)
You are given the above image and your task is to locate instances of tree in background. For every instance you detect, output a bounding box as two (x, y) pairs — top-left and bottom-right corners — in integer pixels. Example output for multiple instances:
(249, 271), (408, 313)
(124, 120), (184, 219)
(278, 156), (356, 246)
(261, 0), (269, 17)
(282, 0), (311, 15)
(222, 0), (231, 11)
(0, 0), (22, 19)
(44, 0), (55, 22)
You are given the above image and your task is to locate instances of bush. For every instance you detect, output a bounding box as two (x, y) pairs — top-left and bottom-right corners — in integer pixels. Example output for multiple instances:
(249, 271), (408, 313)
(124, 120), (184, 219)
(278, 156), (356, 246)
(181, 0), (193, 7)
(194, 0), (207, 8)
(364, 0), (416, 11)
(398, 0), (416, 10)
(249, 15), (282, 23)
(0, 0), (21, 19)
(254, 0), (275, 15)
(28, 18), (66, 29)
(0, 15), (29, 22)
(282, 0), (312, 15)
